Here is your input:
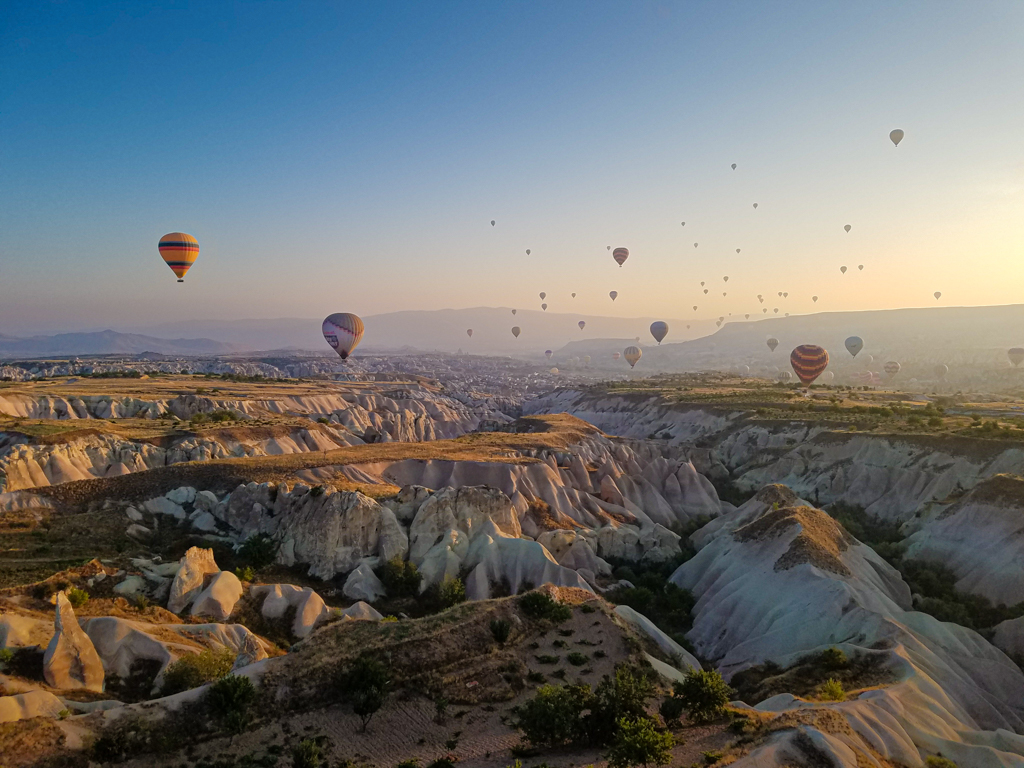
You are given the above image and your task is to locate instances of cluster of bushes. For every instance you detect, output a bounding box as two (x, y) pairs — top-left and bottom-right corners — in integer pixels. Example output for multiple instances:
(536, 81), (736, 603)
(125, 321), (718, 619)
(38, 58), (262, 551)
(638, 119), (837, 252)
(901, 559), (1024, 630)
(377, 557), (422, 597)
(189, 409), (238, 425)
(605, 560), (695, 652)
(518, 591), (573, 623)
(160, 648), (236, 695)
(237, 533), (278, 570)
(658, 669), (731, 726)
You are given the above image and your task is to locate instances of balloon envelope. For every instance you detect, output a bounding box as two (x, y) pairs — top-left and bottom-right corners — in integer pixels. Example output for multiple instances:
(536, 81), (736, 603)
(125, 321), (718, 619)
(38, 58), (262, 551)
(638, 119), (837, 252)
(623, 346), (642, 368)
(511, 326), (521, 338)
(578, 321), (586, 330)
(884, 360), (901, 377)
(612, 247), (629, 266)
(609, 291), (618, 301)
(1010, 348), (1024, 367)
(322, 313), (365, 360)
(844, 224), (852, 233)
(790, 345), (829, 385)
(650, 321), (669, 344)
(840, 266), (847, 274)
(890, 129), (904, 147)
(545, 350), (553, 359)
(541, 303), (547, 311)
(466, 329), (473, 337)
(159, 232), (199, 281)
(767, 337), (779, 352)
(613, 352), (621, 360)
(935, 364), (949, 378)
(934, 291), (942, 300)
(845, 336), (864, 357)
(539, 292), (546, 300)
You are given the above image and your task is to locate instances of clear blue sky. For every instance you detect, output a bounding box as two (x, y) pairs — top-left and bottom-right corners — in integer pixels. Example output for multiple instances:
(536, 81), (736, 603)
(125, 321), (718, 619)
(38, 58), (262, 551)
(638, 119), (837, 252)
(2, 1), (1023, 337)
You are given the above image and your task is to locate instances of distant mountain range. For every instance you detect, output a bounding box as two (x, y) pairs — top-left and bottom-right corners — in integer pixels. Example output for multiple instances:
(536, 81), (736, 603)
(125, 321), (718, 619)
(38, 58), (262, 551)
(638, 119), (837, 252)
(4, 304), (1024, 365)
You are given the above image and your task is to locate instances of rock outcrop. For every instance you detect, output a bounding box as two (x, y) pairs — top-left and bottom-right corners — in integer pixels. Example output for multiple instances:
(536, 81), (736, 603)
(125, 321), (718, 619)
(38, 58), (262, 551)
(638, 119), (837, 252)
(43, 593), (105, 692)
(252, 584), (330, 639)
(0, 690), (65, 723)
(167, 547), (220, 614)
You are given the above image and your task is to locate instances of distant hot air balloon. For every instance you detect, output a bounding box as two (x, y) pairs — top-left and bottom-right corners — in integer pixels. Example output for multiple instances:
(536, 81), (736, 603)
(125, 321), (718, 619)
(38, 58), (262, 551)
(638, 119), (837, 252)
(884, 360), (901, 378)
(744, 314), (750, 319)
(539, 292), (546, 300)
(736, 249), (741, 254)
(864, 354), (874, 365)
(763, 309), (768, 314)
(934, 291), (942, 300)
(545, 349), (553, 359)
(607, 246), (611, 250)
(526, 249), (531, 255)
(693, 305), (698, 311)
(681, 222), (685, 227)
(623, 346), (642, 368)
(716, 320), (722, 327)
(812, 296), (818, 302)
(322, 313), (365, 360)
(511, 326), (521, 338)
(934, 364), (948, 378)
(571, 292), (576, 298)
(790, 345), (829, 385)
(609, 291), (618, 301)
(466, 329), (473, 337)
(694, 243), (699, 248)
(890, 129), (904, 147)
(703, 289), (709, 295)
(752, 203), (758, 209)
(844, 224), (852, 233)
(583, 355), (591, 364)
(783, 292), (788, 298)
(635, 336), (640, 343)
(550, 368), (559, 374)
(650, 321), (669, 344)
(612, 247), (629, 267)
(767, 337), (779, 352)
(779, 370), (792, 382)
(511, 309), (517, 315)
(578, 321), (586, 330)
(613, 352), (621, 360)
(541, 303), (547, 311)
(858, 265), (864, 271)
(158, 233), (199, 282)
(822, 371), (835, 384)
(773, 308), (779, 314)
(723, 276), (729, 282)
(491, 220), (495, 226)
(722, 292), (727, 297)
(731, 163), (737, 170)
(845, 336), (864, 357)
(840, 266), (848, 274)
(758, 296), (764, 303)
(1010, 348), (1024, 367)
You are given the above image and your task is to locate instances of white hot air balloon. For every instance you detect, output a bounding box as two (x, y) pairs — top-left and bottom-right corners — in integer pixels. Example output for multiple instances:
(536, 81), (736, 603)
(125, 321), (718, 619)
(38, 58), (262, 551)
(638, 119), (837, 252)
(322, 313), (365, 360)
(890, 129), (904, 147)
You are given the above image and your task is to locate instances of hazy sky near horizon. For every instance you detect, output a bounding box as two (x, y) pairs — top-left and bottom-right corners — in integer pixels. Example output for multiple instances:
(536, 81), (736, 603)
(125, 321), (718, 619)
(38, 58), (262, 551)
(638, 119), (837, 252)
(2, 1), (1023, 338)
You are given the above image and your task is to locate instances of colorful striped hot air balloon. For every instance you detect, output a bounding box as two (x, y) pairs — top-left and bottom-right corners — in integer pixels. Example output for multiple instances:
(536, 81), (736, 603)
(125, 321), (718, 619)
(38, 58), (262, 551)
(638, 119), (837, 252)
(623, 346), (642, 368)
(612, 247), (629, 267)
(322, 313), (365, 360)
(159, 233), (199, 282)
(790, 345), (829, 385)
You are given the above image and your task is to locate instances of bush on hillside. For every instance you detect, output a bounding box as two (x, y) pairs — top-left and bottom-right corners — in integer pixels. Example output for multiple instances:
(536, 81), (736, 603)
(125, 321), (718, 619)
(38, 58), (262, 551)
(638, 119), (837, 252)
(673, 670), (731, 724)
(518, 591), (572, 623)
(161, 648), (235, 695)
(607, 716), (674, 768)
(205, 674), (258, 734)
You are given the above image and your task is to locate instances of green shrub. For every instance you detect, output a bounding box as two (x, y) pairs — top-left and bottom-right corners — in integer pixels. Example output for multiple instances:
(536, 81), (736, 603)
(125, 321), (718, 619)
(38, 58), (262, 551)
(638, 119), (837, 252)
(658, 696), (685, 727)
(535, 654), (560, 664)
(928, 416), (944, 428)
(567, 651), (588, 666)
(238, 533), (278, 570)
(0, 648), (14, 667)
(817, 677), (845, 701)
(702, 750), (724, 765)
(342, 656), (391, 732)
(607, 716), (673, 768)
(438, 578), (466, 608)
(66, 587), (89, 608)
(820, 647), (847, 670)
(519, 591), (572, 623)
(585, 665), (654, 745)
(513, 683), (591, 746)
(377, 557), (422, 597)
(925, 757), (958, 768)
(673, 669), (731, 724)
(293, 738), (324, 768)
(161, 648), (235, 695)
(234, 565), (255, 582)
(309, 485), (326, 497)
(205, 674), (258, 734)
(490, 618), (511, 644)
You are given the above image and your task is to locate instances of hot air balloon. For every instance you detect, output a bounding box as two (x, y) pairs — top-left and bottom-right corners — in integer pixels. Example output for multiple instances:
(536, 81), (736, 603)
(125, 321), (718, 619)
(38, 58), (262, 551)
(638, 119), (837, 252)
(812, 296), (818, 302)
(650, 321), (669, 344)
(858, 265), (864, 271)
(541, 303), (547, 311)
(884, 360), (901, 378)
(935, 364), (948, 378)
(511, 326), (521, 338)
(583, 355), (591, 364)
(694, 243), (698, 248)
(550, 368), (559, 374)
(700, 281), (705, 286)
(753, 203), (758, 209)
(840, 266), (847, 274)
(571, 292), (576, 298)
(1010, 348), (1024, 367)
(466, 329), (473, 337)
(703, 289), (709, 295)
(716, 320), (722, 327)
(779, 370), (792, 382)
(790, 345), (829, 385)
(322, 313), (365, 360)
(934, 291), (941, 300)
(539, 292), (546, 300)
(613, 352), (621, 360)
(609, 291), (618, 301)
(731, 163), (737, 170)
(607, 246), (611, 250)
(723, 276), (729, 282)
(612, 247), (629, 267)
(491, 220), (495, 226)
(693, 305), (698, 311)
(736, 249), (741, 254)
(526, 249), (531, 255)
(578, 321), (586, 330)
(767, 337), (779, 352)
(623, 346), (642, 368)
(844, 224), (852, 233)
(758, 296), (764, 303)
(722, 292), (727, 297)
(681, 222), (685, 227)
(511, 309), (517, 315)
(890, 129), (904, 147)
(822, 371), (835, 384)
(864, 354), (874, 365)
(545, 349), (553, 359)
(763, 309), (768, 314)
(845, 336), (864, 357)
(783, 292), (788, 298)
(773, 308), (779, 314)
(744, 314), (750, 319)
(158, 233), (199, 282)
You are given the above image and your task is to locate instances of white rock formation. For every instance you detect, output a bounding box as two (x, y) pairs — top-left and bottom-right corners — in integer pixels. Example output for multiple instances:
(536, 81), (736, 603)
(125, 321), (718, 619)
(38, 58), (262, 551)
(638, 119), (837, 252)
(0, 690), (65, 723)
(43, 593), (105, 692)
(252, 584), (330, 639)
(189, 571), (243, 621)
(343, 561), (386, 603)
(167, 547), (220, 614)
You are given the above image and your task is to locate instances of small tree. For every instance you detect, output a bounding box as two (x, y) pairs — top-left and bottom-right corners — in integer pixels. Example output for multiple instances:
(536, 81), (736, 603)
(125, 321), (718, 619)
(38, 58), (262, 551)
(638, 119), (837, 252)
(513, 683), (591, 747)
(607, 716), (673, 768)
(292, 738), (323, 768)
(343, 656), (391, 732)
(585, 665), (654, 745)
(205, 674), (258, 734)
(438, 578), (466, 609)
(490, 618), (511, 644)
(674, 670), (731, 724)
